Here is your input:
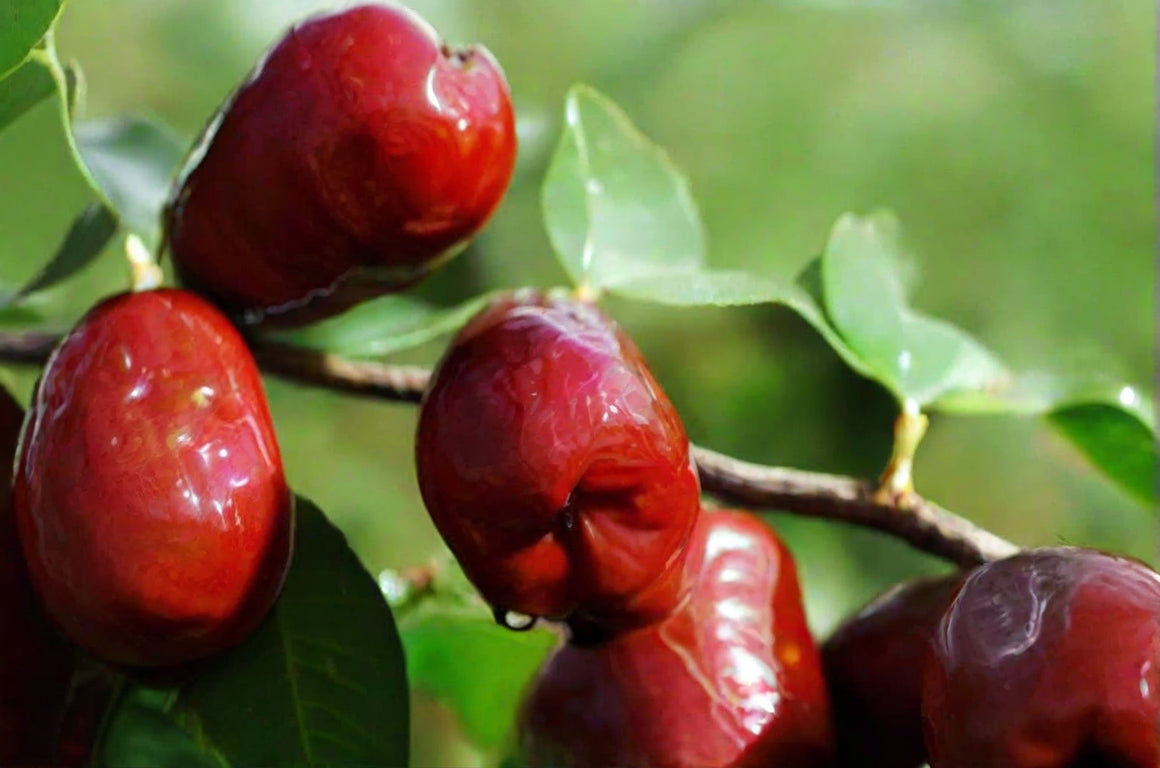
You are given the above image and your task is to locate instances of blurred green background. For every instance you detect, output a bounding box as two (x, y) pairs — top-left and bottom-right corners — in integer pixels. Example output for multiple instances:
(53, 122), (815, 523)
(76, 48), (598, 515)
(0, 0), (1154, 764)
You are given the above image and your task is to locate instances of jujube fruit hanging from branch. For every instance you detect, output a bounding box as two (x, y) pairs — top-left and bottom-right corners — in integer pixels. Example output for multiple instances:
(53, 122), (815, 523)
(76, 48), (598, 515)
(166, 3), (517, 327)
(822, 573), (964, 768)
(921, 547), (1160, 768)
(14, 289), (296, 668)
(0, 387), (76, 766)
(415, 289), (701, 633)
(518, 509), (835, 768)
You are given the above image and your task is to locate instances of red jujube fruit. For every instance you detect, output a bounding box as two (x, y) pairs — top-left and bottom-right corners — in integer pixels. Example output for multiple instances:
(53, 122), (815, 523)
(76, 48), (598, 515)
(415, 290), (701, 632)
(166, 3), (517, 327)
(0, 386), (75, 765)
(519, 510), (835, 768)
(822, 574), (964, 768)
(922, 547), (1160, 768)
(14, 289), (295, 667)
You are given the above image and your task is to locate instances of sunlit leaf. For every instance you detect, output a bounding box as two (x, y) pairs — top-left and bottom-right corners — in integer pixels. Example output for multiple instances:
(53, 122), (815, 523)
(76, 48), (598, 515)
(820, 211), (1007, 405)
(98, 496), (410, 767)
(542, 84), (705, 290)
(0, 0), (60, 79)
(610, 267), (874, 379)
(936, 375), (1155, 506)
(273, 293), (494, 359)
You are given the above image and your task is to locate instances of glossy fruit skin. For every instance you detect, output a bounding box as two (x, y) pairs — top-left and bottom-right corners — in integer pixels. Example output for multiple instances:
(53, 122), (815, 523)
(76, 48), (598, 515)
(922, 547), (1160, 768)
(519, 510), (835, 768)
(167, 3), (517, 327)
(415, 290), (701, 631)
(0, 387), (76, 765)
(822, 574), (963, 768)
(14, 289), (295, 668)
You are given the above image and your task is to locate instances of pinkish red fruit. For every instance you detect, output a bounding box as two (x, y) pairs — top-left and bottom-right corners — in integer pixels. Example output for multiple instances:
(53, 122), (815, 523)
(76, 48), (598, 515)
(922, 547), (1160, 768)
(14, 289), (295, 667)
(0, 386), (75, 765)
(415, 290), (701, 632)
(168, 3), (517, 326)
(519, 510), (835, 768)
(823, 574), (963, 768)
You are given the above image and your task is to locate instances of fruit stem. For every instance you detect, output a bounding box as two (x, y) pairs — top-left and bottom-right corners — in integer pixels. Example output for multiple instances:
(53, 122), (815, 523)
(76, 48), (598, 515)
(574, 280), (602, 304)
(125, 234), (163, 292)
(875, 399), (929, 506)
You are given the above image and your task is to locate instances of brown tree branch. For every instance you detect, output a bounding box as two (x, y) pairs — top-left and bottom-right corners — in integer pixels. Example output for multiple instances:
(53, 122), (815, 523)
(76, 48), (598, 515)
(0, 331), (1018, 567)
(690, 447), (1019, 566)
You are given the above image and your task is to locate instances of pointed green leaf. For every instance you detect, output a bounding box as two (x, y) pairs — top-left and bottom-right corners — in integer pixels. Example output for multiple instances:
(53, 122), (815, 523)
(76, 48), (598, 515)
(542, 84), (705, 290)
(1049, 401), (1154, 506)
(0, 0), (61, 79)
(936, 376), (1155, 506)
(73, 117), (188, 248)
(99, 687), (227, 768)
(0, 304), (47, 326)
(402, 606), (558, 754)
(0, 57), (54, 132)
(98, 496), (410, 767)
(610, 267), (876, 380)
(820, 211), (1007, 405)
(273, 293), (494, 359)
(11, 204), (117, 301)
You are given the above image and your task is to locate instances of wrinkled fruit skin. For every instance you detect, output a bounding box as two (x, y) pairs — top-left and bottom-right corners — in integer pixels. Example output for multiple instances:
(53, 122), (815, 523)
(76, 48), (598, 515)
(922, 547), (1160, 768)
(519, 510), (835, 768)
(14, 289), (295, 667)
(822, 574), (963, 768)
(415, 290), (701, 631)
(168, 3), (516, 327)
(0, 387), (75, 765)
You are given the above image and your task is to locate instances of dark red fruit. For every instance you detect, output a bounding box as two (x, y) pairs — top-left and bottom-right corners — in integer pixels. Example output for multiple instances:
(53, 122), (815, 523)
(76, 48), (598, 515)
(0, 386), (75, 765)
(415, 290), (701, 631)
(822, 574), (963, 768)
(922, 547), (1160, 768)
(14, 289), (295, 667)
(519, 510), (834, 768)
(167, 3), (517, 327)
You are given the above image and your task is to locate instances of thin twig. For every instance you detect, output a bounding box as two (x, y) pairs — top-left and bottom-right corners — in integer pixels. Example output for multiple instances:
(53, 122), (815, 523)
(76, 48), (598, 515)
(251, 342), (430, 404)
(691, 446), (1019, 566)
(0, 330), (1018, 567)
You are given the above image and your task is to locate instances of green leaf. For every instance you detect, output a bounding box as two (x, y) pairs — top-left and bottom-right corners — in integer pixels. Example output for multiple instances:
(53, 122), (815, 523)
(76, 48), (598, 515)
(73, 117), (188, 248)
(0, 0), (60, 79)
(936, 376), (1156, 506)
(0, 57), (54, 132)
(820, 211), (1007, 406)
(0, 303), (47, 326)
(11, 204), (117, 301)
(610, 268), (876, 380)
(1051, 402), (1154, 505)
(98, 496), (410, 767)
(542, 84), (705, 290)
(273, 293), (493, 359)
(99, 687), (226, 768)
(402, 606), (558, 754)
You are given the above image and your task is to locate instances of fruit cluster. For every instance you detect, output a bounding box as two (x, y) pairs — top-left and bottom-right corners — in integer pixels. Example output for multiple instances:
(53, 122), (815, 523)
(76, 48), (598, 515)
(416, 290), (836, 766)
(1, 3), (1156, 768)
(824, 548), (1160, 767)
(2, 3), (516, 763)
(416, 288), (1160, 768)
